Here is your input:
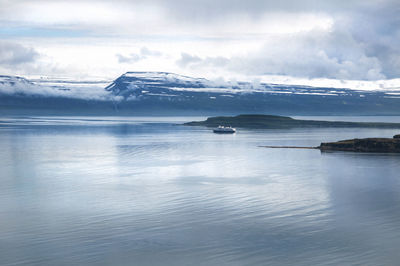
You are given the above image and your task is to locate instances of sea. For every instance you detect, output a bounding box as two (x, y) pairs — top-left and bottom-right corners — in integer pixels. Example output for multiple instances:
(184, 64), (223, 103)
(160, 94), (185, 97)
(1, 116), (400, 266)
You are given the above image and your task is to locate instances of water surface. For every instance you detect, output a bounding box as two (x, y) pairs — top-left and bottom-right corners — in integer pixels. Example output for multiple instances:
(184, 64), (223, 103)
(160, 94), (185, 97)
(1, 116), (400, 265)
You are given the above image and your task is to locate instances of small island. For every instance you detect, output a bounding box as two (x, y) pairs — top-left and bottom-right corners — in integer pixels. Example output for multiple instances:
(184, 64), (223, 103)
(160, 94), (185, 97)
(185, 114), (400, 129)
(319, 135), (400, 153)
(261, 135), (400, 153)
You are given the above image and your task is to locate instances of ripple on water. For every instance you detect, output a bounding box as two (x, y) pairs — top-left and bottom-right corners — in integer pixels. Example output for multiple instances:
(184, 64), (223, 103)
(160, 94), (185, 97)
(1, 117), (400, 265)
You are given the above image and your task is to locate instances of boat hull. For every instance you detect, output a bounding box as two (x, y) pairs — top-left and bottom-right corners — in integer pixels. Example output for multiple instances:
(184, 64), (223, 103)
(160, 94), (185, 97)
(213, 130), (235, 134)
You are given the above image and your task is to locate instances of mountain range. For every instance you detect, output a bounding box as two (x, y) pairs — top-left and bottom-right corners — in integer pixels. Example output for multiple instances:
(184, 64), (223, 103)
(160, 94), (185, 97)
(1, 72), (400, 115)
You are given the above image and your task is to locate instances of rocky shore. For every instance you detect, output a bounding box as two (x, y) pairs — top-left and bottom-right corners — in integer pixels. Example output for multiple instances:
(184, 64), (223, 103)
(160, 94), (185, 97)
(319, 135), (400, 153)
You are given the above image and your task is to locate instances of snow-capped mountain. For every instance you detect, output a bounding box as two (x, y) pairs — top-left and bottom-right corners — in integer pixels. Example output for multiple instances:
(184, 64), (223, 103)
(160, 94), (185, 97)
(2, 71), (400, 115)
(105, 72), (211, 99)
(102, 72), (400, 115)
(0, 75), (36, 96)
(0, 75), (33, 86)
(105, 71), (400, 99)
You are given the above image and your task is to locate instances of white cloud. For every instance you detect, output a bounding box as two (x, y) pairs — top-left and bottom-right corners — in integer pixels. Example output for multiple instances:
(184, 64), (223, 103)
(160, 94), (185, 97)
(116, 47), (162, 64)
(176, 27), (388, 80)
(0, 42), (39, 66)
(0, 0), (398, 82)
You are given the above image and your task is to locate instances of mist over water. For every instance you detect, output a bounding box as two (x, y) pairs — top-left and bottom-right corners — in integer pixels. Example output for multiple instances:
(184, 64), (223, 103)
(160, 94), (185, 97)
(1, 116), (400, 265)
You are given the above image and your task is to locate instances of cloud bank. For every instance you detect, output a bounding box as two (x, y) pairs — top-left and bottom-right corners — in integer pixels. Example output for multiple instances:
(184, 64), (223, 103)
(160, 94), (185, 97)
(0, 76), (114, 100)
(177, 29), (387, 80)
(0, 0), (399, 82)
(0, 42), (39, 66)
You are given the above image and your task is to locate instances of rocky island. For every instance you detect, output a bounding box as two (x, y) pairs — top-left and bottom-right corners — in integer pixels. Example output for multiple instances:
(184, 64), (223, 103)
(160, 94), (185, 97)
(261, 135), (400, 153)
(319, 135), (400, 153)
(185, 114), (400, 129)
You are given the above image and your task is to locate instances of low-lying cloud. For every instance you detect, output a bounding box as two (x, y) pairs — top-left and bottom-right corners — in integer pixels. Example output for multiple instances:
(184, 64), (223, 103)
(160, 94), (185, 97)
(0, 76), (116, 101)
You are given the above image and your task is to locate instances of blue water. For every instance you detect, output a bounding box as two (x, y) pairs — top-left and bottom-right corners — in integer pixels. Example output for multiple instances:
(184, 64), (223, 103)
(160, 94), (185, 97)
(1, 116), (400, 265)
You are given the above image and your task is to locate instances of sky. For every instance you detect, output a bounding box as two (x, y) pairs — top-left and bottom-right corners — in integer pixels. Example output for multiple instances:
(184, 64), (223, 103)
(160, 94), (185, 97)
(0, 0), (399, 88)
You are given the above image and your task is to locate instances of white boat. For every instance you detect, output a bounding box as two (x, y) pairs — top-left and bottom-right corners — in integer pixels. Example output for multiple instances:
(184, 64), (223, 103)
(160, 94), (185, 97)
(213, 125), (236, 134)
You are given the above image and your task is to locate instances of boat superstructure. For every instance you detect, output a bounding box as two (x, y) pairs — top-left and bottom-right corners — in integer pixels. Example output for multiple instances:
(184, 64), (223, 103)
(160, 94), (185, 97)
(213, 126), (236, 134)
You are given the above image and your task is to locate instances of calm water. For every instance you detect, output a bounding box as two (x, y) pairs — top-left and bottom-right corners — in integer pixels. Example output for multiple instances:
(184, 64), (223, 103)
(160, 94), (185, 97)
(1, 116), (400, 266)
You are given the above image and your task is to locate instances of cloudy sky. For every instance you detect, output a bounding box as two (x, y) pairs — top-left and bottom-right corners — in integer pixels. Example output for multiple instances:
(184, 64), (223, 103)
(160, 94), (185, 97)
(0, 0), (399, 86)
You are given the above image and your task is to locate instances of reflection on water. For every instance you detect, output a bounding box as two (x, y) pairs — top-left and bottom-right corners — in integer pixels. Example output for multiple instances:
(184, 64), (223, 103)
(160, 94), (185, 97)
(1, 117), (400, 265)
